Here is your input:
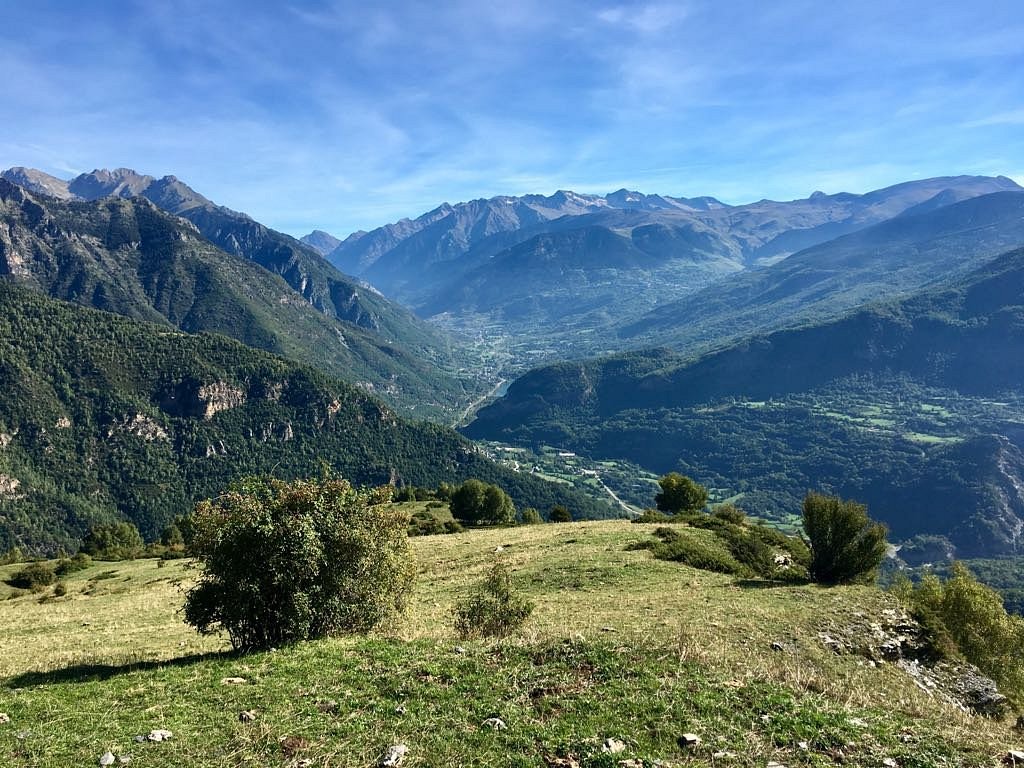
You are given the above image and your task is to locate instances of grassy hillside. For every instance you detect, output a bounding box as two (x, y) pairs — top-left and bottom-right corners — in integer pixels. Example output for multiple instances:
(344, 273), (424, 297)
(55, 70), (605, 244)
(0, 284), (613, 554)
(1, 521), (1020, 767)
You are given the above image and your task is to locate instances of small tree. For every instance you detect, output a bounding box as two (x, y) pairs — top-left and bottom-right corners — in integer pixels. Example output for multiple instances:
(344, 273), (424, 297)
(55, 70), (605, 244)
(481, 484), (515, 525)
(519, 507), (542, 525)
(449, 479), (487, 524)
(655, 473), (708, 515)
(449, 480), (515, 525)
(453, 559), (534, 639)
(183, 475), (414, 652)
(548, 505), (572, 523)
(802, 492), (887, 584)
(80, 521), (145, 560)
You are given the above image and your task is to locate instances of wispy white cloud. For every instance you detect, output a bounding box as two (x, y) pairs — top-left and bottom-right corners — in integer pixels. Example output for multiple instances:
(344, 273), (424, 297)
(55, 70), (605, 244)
(962, 109), (1024, 128)
(0, 0), (1022, 237)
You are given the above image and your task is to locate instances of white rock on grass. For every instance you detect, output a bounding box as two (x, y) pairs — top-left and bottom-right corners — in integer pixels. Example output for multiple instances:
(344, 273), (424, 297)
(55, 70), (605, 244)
(482, 717), (508, 730)
(679, 733), (701, 747)
(0, 713), (10, 724)
(380, 743), (408, 766)
(99, 752), (115, 767)
(146, 729), (173, 742)
(601, 738), (626, 754)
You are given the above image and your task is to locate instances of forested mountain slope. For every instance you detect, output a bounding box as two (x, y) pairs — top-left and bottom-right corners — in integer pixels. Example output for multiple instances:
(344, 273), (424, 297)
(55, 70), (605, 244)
(0, 179), (473, 418)
(0, 284), (614, 554)
(466, 247), (1024, 556)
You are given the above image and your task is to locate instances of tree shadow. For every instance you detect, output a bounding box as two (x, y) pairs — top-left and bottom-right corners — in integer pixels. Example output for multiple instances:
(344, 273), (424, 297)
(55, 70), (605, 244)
(6, 650), (238, 688)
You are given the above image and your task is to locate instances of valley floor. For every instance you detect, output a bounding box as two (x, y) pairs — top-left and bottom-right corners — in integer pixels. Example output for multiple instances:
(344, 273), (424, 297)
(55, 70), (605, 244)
(1, 522), (1020, 767)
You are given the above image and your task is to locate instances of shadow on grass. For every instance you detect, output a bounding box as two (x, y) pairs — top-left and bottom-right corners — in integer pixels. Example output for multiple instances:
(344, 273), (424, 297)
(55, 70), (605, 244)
(732, 578), (810, 590)
(6, 650), (238, 688)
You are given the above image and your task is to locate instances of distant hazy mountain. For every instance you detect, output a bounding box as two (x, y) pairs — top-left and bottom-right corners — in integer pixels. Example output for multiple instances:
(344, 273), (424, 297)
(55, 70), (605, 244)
(300, 229), (342, 256)
(328, 176), (1021, 359)
(466, 246), (1024, 557)
(620, 190), (1024, 353)
(0, 283), (614, 554)
(0, 179), (472, 419)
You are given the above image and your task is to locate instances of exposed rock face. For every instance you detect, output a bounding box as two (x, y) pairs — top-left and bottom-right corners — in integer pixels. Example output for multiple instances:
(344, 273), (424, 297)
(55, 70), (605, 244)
(197, 382), (246, 419)
(0, 474), (23, 499)
(108, 413), (169, 441)
(819, 606), (1010, 717)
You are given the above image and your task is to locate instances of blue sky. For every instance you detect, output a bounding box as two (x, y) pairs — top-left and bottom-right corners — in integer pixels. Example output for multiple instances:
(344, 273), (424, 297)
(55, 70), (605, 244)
(2, 0), (1023, 238)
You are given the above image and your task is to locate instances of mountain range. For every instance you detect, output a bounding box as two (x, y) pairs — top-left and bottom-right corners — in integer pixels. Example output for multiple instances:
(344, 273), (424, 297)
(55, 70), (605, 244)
(3, 165), (1024, 566)
(0, 169), (480, 419)
(324, 175), (1022, 360)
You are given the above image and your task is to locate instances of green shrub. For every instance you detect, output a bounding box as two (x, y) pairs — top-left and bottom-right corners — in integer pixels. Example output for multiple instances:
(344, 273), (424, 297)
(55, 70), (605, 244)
(712, 504), (747, 525)
(802, 492), (887, 584)
(548, 505), (572, 523)
(892, 564), (1024, 701)
(80, 521), (145, 560)
(453, 559), (534, 639)
(653, 532), (744, 575)
(54, 552), (91, 576)
(519, 507), (542, 525)
(0, 546), (25, 565)
(7, 561), (57, 591)
(183, 475), (415, 652)
(450, 479), (516, 525)
(409, 511), (447, 537)
(632, 509), (675, 524)
(655, 473), (708, 515)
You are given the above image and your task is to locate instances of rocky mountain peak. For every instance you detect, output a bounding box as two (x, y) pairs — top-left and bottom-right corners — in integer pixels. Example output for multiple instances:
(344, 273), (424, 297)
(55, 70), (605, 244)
(69, 167), (155, 200)
(0, 167), (74, 200)
(300, 230), (342, 256)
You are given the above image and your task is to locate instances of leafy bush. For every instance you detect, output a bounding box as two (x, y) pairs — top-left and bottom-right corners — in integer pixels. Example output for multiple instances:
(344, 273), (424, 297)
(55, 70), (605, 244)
(7, 561), (57, 591)
(450, 480), (516, 525)
(892, 564), (1024, 702)
(54, 552), (91, 576)
(80, 521), (144, 560)
(183, 475), (415, 652)
(453, 559), (534, 639)
(0, 546), (25, 565)
(631, 508), (675, 524)
(548, 505), (572, 523)
(655, 473), (708, 515)
(408, 511), (461, 537)
(642, 527), (744, 575)
(712, 504), (746, 525)
(802, 492), (887, 584)
(519, 507), (542, 525)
